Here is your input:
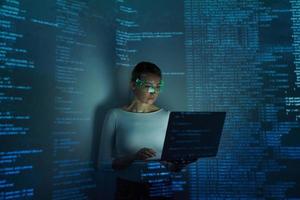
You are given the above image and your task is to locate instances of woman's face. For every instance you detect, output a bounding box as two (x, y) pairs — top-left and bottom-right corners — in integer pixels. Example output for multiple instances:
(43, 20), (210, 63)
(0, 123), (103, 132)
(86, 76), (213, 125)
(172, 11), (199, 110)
(131, 73), (162, 105)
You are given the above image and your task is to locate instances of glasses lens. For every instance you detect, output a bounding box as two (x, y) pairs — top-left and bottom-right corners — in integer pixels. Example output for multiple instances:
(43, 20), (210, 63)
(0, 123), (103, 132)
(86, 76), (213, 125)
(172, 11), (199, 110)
(135, 78), (164, 93)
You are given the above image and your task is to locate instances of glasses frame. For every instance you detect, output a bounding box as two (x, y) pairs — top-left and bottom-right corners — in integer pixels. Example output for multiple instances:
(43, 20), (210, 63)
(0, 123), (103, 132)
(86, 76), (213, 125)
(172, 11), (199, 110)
(135, 78), (164, 94)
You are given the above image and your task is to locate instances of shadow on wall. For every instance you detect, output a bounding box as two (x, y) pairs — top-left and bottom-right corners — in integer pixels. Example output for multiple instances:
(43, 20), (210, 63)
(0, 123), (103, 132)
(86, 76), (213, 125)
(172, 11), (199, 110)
(91, 67), (132, 169)
(91, 67), (132, 199)
(92, 100), (117, 199)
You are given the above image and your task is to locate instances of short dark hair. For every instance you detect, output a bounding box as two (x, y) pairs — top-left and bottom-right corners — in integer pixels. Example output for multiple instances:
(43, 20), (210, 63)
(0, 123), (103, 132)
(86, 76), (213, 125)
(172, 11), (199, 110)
(131, 61), (162, 82)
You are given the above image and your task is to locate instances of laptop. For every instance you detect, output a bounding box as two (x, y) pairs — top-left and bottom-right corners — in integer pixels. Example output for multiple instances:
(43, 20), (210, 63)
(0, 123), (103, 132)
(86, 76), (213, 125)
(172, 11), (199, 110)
(159, 111), (226, 162)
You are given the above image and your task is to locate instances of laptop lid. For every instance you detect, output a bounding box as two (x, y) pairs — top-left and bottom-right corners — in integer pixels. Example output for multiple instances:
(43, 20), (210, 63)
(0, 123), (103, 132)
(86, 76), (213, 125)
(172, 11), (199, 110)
(160, 111), (226, 162)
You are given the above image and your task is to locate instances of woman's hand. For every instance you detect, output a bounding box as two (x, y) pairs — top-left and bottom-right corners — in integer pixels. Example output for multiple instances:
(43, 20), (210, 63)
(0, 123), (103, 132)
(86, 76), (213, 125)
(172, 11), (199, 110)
(134, 147), (156, 160)
(112, 147), (156, 170)
(161, 158), (198, 172)
(160, 161), (184, 172)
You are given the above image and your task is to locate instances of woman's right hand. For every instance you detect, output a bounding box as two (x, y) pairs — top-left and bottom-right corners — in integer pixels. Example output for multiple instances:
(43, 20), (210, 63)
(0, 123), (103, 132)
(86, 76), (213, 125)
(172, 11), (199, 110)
(112, 147), (156, 170)
(134, 147), (156, 160)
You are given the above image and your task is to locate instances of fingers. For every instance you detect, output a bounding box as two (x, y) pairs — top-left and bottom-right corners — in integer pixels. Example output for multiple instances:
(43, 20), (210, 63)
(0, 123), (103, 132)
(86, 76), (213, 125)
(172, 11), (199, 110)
(143, 148), (156, 158)
(168, 159), (197, 172)
(135, 148), (156, 160)
(139, 151), (151, 159)
(147, 148), (156, 156)
(158, 159), (198, 172)
(168, 162), (182, 172)
(160, 161), (174, 170)
(173, 158), (197, 165)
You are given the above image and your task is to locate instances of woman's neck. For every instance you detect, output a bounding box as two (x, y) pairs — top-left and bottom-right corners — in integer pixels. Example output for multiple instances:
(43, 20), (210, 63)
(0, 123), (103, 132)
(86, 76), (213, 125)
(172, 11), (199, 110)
(123, 99), (159, 113)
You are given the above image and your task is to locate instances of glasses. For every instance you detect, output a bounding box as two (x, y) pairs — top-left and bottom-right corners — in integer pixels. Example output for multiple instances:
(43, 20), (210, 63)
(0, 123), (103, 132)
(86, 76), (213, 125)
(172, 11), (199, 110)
(135, 78), (164, 94)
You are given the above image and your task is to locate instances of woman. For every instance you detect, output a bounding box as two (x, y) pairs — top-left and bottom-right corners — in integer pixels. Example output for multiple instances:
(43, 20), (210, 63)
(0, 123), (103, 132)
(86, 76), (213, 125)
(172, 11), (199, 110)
(98, 61), (177, 199)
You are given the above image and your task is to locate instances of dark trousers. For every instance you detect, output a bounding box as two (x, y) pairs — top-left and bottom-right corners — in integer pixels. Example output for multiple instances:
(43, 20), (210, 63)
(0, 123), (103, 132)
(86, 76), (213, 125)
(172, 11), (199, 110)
(115, 177), (174, 200)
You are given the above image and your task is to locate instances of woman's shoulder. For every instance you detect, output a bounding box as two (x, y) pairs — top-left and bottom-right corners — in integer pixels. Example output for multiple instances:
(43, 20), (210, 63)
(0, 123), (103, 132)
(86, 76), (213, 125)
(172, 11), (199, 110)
(120, 105), (130, 112)
(106, 107), (128, 116)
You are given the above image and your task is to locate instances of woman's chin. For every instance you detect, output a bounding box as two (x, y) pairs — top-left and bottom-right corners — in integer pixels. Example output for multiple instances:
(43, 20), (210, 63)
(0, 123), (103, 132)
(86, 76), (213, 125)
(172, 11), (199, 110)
(148, 100), (156, 104)
(144, 99), (155, 104)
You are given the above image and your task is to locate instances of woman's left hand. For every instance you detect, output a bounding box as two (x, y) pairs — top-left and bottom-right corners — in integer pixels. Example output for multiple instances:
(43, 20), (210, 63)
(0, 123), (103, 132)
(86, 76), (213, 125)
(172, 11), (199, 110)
(161, 159), (198, 172)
